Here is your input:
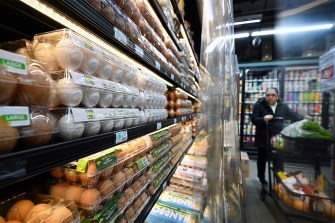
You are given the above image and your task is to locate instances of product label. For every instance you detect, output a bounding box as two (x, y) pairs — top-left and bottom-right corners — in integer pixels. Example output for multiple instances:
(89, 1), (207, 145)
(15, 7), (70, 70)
(157, 122), (162, 130)
(135, 44), (144, 58)
(155, 61), (161, 70)
(0, 106), (30, 127)
(91, 196), (119, 223)
(0, 49), (27, 75)
(94, 152), (117, 170)
(171, 74), (175, 80)
(321, 65), (334, 80)
(114, 27), (128, 45)
(115, 130), (128, 144)
(71, 108), (95, 122)
(136, 156), (149, 170)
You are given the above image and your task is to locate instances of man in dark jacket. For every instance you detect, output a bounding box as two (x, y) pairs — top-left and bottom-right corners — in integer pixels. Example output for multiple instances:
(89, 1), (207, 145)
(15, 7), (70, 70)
(251, 87), (304, 185)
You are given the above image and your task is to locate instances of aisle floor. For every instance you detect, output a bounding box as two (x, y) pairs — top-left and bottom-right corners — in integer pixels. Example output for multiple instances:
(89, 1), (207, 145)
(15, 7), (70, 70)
(244, 159), (334, 223)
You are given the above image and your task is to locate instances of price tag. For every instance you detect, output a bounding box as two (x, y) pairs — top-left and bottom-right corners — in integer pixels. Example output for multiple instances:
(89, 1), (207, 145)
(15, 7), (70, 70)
(155, 61), (161, 70)
(115, 130), (128, 144)
(173, 118), (177, 124)
(162, 181), (167, 189)
(182, 116), (186, 122)
(135, 45), (144, 58)
(171, 74), (175, 80)
(0, 49), (27, 75)
(114, 27), (128, 45)
(0, 106), (30, 127)
(156, 122), (162, 130)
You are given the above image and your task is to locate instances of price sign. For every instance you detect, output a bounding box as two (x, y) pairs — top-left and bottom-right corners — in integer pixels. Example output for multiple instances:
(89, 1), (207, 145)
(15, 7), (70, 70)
(162, 181), (167, 189)
(156, 122), (162, 130)
(173, 118), (177, 124)
(171, 74), (175, 80)
(114, 27), (128, 45)
(182, 116), (186, 122)
(115, 130), (128, 144)
(135, 45), (144, 58)
(155, 61), (160, 70)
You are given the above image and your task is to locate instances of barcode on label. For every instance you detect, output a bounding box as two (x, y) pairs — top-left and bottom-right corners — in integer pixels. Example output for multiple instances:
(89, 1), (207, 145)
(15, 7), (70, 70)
(115, 130), (128, 144)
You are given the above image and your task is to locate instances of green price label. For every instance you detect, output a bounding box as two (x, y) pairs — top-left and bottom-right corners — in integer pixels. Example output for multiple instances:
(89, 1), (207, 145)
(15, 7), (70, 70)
(2, 114), (28, 122)
(0, 58), (25, 69)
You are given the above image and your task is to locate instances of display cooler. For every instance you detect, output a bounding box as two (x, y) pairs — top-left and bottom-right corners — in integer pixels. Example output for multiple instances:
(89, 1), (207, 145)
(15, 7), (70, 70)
(0, 0), (244, 223)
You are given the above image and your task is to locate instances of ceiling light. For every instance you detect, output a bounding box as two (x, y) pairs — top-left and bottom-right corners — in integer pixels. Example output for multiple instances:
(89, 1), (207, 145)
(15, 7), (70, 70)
(251, 23), (333, 36)
(234, 19), (261, 26)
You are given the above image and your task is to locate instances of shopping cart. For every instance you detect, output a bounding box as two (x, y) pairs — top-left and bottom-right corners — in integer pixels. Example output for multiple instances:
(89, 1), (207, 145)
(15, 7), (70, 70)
(260, 118), (335, 223)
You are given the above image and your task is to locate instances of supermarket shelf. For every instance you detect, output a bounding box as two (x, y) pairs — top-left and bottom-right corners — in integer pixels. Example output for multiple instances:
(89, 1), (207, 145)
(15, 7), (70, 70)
(0, 113), (197, 189)
(136, 139), (193, 222)
(40, 0), (197, 98)
(149, 0), (181, 51)
(170, 0), (199, 64)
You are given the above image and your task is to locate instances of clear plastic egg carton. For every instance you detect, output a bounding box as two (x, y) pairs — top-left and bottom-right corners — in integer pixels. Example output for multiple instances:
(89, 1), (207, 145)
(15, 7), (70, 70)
(0, 106), (59, 154)
(144, 109), (168, 123)
(87, 0), (103, 12)
(33, 28), (139, 84)
(0, 192), (80, 223)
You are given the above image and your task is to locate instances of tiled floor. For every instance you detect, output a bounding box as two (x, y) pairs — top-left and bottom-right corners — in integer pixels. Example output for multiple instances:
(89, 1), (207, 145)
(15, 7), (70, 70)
(244, 159), (334, 223)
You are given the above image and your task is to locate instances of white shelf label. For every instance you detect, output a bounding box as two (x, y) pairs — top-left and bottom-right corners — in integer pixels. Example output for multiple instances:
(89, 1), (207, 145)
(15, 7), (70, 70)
(135, 45), (144, 58)
(155, 61), (161, 70)
(114, 27), (128, 45)
(0, 49), (27, 75)
(0, 106), (30, 127)
(173, 118), (177, 124)
(182, 116), (186, 121)
(162, 181), (167, 189)
(156, 122), (162, 130)
(115, 130), (128, 144)
(171, 74), (175, 80)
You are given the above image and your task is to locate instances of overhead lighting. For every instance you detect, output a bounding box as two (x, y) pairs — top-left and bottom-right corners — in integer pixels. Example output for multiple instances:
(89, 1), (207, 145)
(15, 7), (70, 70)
(251, 23), (333, 36)
(234, 19), (261, 26)
(205, 33), (249, 53)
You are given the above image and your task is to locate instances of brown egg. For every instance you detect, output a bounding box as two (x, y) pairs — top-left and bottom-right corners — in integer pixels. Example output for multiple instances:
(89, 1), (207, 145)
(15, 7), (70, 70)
(23, 203), (50, 223)
(168, 109), (175, 118)
(147, 185), (155, 195)
(145, 170), (154, 180)
(6, 200), (35, 221)
(22, 109), (53, 147)
(131, 181), (141, 194)
(64, 169), (79, 183)
(49, 182), (69, 198)
(175, 109), (182, 117)
(65, 185), (84, 203)
(117, 195), (126, 209)
(133, 198), (143, 212)
(100, 166), (114, 179)
(50, 167), (64, 179)
(16, 62), (50, 107)
(122, 168), (134, 179)
(79, 161), (98, 187)
(0, 67), (17, 105)
(98, 179), (115, 197)
(124, 207), (135, 221)
(139, 192), (148, 203)
(79, 188), (101, 208)
(112, 172), (125, 187)
(124, 188), (135, 202)
(44, 206), (73, 223)
(168, 100), (175, 109)
(168, 91), (175, 100)
(138, 176), (147, 185)
(132, 164), (139, 174)
(175, 99), (182, 109)
(146, 154), (154, 164)
(0, 216), (5, 223)
(0, 122), (19, 154)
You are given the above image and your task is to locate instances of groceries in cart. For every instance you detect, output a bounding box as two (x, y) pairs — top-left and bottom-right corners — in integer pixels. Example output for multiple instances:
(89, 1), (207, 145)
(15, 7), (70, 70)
(281, 119), (332, 139)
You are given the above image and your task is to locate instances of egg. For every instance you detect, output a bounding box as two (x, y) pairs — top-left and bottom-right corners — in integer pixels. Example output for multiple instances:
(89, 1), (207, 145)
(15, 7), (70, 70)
(138, 175), (147, 185)
(112, 172), (125, 187)
(100, 166), (114, 179)
(23, 203), (51, 223)
(110, 67), (124, 83)
(100, 120), (114, 133)
(0, 216), (5, 223)
(83, 121), (101, 137)
(79, 53), (100, 75)
(117, 195), (126, 209)
(122, 71), (133, 86)
(81, 86), (100, 108)
(57, 78), (83, 107)
(123, 118), (132, 129)
(168, 91), (175, 100)
(146, 170), (154, 180)
(132, 117), (139, 127)
(139, 192), (148, 203)
(33, 42), (59, 71)
(79, 161), (98, 187)
(58, 114), (85, 141)
(50, 182), (69, 198)
(6, 200), (35, 222)
(44, 206), (73, 223)
(101, 4), (115, 23)
(168, 109), (175, 118)
(48, 79), (60, 108)
(0, 68), (17, 105)
(122, 94), (132, 108)
(98, 91), (113, 108)
(16, 63), (51, 107)
(175, 109), (181, 117)
(66, 185), (84, 203)
(64, 169), (79, 183)
(111, 93), (123, 108)
(54, 38), (83, 70)
(96, 62), (113, 80)
(147, 185), (155, 195)
(98, 179), (115, 197)
(79, 188), (101, 208)
(124, 188), (135, 202)
(139, 110), (147, 125)
(50, 167), (64, 179)
(0, 123), (19, 154)
(113, 119), (124, 130)
(138, 92), (146, 108)
(168, 100), (175, 109)
(133, 198), (143, 212)
(124, 207), (135, 221)
(21, 109), (53, 147)
(131, 181), (141, 194)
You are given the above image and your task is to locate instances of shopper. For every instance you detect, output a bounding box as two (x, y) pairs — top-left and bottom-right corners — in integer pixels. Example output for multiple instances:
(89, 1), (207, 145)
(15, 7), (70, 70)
(251, 87), (307, 185)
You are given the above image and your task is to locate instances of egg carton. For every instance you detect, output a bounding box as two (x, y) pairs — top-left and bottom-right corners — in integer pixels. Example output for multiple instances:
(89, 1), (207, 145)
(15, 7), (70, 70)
(48, 70), (140, 109)
(149, 140), (173, 159)
(32, 28), (139, 86)
(147, 164), (173, 195)
(144, 91), (167, 109)
(144, 108), (168, 123)
(0, 192), (80, 223)
(0, 106), (59, 154)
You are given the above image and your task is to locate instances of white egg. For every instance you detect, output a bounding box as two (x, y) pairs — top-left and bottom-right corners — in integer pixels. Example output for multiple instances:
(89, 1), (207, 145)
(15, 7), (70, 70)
(54, 38), (83, 70)
(139, 110), (147, 125)
(81, 86), (100, 108)
(58, 114), (85, 141)
(136, 74), (145, 90)
(100, 120), (114, 133)
(98, 91), (113, 108)
(123, 118), (133, 128)
(132, 117), (139, 127)
(84, 121), (101, 136)
(33, 42), (59, 71)
(57, 78), (83, 107)
(97, 62), (113, 80)
(80, 52), (100, 75)
(130, 72), (139, 87)
(122, 94), (132, 108)
(111, 93), (124, 108)
(48, 79), (60, 108)
(122, 71), (132, 85)
(113, 119), (124, 130)
(130, 87), (139, 108)
(110, 67), (124, 83)
(138, 92), (146, 108)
